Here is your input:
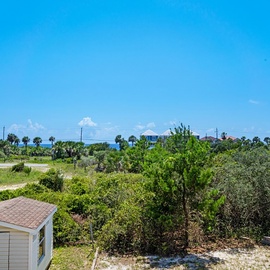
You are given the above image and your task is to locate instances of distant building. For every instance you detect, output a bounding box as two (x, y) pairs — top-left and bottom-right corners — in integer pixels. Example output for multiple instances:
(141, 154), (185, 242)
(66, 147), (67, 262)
(200, 136), (216, 142)
(159, 129), (172, 140)
(220, 135), (238, 141)
(141, 129), (200, 143)
(140, 129), (159, 143)
(191, 131), (200, 140)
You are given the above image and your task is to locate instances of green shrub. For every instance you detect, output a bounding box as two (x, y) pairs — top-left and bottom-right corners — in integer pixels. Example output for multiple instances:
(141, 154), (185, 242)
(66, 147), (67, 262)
(53, 209), (83, 245)
(39, 169), (64, 192)
(67, 177), (90, 195)
(65, 193), (93, 215)
(0, 190), (16, 201)
(23, 166), (32, 175)
(11, 162), (25, 172)
(97, 201), (144, 253)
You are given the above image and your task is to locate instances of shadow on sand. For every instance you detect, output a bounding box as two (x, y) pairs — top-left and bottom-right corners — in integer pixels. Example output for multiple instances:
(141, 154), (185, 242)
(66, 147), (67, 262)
(147, 253), (223, 269)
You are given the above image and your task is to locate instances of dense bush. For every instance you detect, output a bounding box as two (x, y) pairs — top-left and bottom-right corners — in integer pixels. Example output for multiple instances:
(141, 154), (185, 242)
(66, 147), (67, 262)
(212, 147), (270, 239)
(23, 166), (32, 175)
(2, 131), (270, 255)
(11, 162), (25, 172)
(39, 169), (64, 192)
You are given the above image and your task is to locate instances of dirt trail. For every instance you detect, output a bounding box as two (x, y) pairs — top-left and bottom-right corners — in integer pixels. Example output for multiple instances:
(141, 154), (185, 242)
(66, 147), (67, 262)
(0, 163), (49, 191)
(0, 163), (49, 171)
(0, 183), (30, 191)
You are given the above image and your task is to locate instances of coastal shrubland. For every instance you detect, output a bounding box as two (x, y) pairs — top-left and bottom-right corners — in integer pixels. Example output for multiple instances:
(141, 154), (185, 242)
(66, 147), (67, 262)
(0, 127), (270, 256)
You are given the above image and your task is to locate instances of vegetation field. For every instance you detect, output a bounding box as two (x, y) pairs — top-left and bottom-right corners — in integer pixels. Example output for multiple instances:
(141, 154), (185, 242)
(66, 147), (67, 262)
(50, 245), (95, 270)
(1, 127), (270, 266)
(0, 167), (43, 186)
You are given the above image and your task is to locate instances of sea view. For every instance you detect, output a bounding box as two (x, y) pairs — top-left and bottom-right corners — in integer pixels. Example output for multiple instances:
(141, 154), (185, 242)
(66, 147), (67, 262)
(22, 143), (120, 150)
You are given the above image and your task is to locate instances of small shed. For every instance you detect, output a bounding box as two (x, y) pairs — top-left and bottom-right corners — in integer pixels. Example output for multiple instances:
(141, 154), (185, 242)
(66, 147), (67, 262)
(0, 196), (57, 270)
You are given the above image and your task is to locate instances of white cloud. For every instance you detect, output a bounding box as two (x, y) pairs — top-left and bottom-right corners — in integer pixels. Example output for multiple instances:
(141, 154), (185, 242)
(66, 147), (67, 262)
(134, 124), (145, 131)
(249, 99), (259, 105)
(206, 128), (215, 133)
(27, 119), (45, 131)
(147, 122), (156, 128)
(9, 124), (24, 133)
(78, 117), (97, 127)
(134, 122), (156, 131)
(169, 121), (177, 126)
(8, 119), (45, 134)
(243, 126), (255, 132)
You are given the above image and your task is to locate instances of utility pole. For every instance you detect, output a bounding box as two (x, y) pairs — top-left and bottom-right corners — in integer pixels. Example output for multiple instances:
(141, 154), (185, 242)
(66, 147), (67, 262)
(215, 128), (218, 140)
(2, 126), (5, 140)
(80, 127), (83, 142)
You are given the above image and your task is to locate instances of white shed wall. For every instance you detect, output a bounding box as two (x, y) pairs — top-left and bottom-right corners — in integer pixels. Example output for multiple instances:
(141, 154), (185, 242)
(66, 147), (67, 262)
(0, 232), (9, 270)
(0, 226), (29, 270)
(37, 219), (54, 270)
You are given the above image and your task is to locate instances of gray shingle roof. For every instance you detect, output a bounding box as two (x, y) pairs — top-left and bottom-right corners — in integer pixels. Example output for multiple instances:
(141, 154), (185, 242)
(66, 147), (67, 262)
(0, 196), (57, 230)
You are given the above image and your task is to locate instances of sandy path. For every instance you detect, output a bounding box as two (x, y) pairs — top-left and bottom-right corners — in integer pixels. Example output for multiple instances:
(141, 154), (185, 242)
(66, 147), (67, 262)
(0, 163), (49, 191)
(0, 183), (31, 191)
(0, 163), (48, 169)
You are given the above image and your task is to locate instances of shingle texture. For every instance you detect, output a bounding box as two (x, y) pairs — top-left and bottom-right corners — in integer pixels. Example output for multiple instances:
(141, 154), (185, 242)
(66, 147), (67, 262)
(0, 196), (57, 230)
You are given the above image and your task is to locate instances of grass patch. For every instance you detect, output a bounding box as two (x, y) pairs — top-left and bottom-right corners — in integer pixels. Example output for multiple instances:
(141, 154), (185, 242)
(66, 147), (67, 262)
(50, 245), (95, 270)
(0, 158), (96, 187)
(46, 159), (96, 178)
(0, 168), (43, 186)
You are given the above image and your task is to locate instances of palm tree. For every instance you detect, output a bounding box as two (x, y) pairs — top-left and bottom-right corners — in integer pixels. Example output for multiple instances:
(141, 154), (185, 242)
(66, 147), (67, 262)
(14, 137), (20, 146)
(33, 137), (42, 147)
(221, 132), (227, 140)
(22, 136), (30, 148)
(128, 135), (137, 146)
(115, 135), (122, 144)
(253, 136), (261, 143)
(52, 141), (65, 159)
(49, 136), (55, 147)
(264, 137), (270, 145)
(7, 133), (17, 144)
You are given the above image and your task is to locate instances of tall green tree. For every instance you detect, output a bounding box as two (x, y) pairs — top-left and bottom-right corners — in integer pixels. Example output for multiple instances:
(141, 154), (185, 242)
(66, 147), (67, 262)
(252, 136), (264, 147)
(119, 139), (129, 151)
(115, 134), (129, 151)
(14, 137), (20, 146)
(49, 136), (55, 147)
(115, 135), (122, 145)
(33, 137), (42, 147)
(144, 125), (224, 250)
(7, 133), (17, 144)
(124, 136), (150, 173)
(128, 135), (137, 146)
(22, 136), (30, 148)
(264, 137), (270, 146)
(52, 141), (66, 159)
(63, 141), (84, 159)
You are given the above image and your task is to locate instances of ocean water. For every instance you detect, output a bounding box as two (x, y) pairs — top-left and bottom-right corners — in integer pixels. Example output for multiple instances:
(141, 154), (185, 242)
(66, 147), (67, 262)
(24, 143), (120, 150)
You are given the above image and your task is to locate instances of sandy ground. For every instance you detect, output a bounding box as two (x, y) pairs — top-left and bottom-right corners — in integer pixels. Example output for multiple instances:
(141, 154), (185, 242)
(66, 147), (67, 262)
(96, 246), (270, 269)
(0, 163), (49, 170)
(0, 163), (49, 191)
(0, 182), (31, 191)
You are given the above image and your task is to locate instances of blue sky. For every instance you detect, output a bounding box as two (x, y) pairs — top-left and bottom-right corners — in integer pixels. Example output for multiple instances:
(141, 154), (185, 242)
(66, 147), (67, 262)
(1, 0), (269, 143)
